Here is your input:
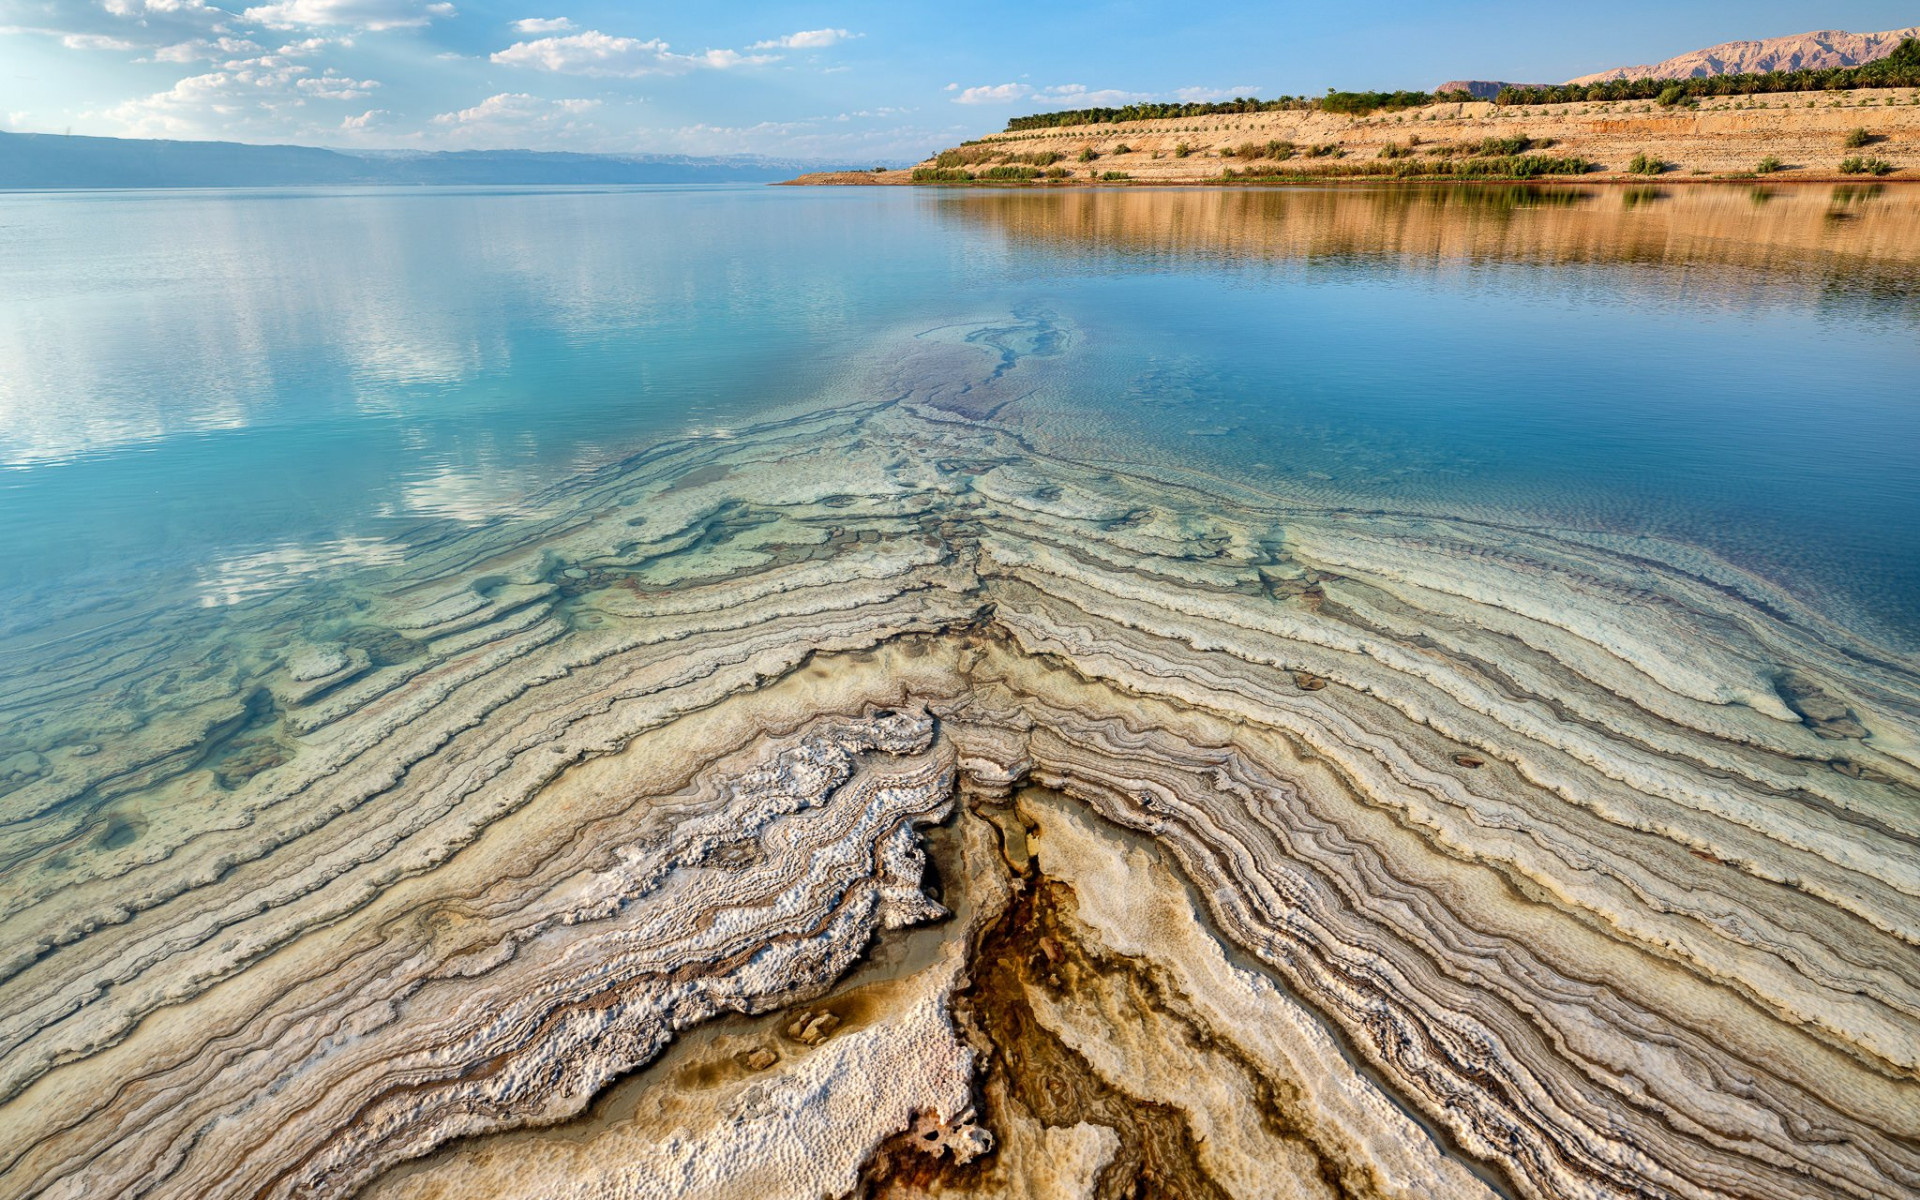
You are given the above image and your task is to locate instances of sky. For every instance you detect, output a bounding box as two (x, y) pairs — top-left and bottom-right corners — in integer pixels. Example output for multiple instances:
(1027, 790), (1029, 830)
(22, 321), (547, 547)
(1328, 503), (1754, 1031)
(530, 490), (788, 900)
(1, 1), (1916, 160)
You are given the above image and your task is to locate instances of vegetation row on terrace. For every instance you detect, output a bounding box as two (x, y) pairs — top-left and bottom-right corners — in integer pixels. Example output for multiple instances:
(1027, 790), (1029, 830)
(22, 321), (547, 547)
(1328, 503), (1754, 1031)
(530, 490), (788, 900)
(1003, 90), (1463, 130)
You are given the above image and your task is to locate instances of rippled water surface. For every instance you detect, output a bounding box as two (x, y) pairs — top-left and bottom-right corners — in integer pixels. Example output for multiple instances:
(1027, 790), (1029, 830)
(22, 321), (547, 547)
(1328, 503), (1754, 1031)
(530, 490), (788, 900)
(3, 182), (1918, 644)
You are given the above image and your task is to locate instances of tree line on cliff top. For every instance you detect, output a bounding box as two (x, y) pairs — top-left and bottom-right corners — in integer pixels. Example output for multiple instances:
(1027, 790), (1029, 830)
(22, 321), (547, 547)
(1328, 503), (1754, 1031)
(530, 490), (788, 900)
(1003, 91), (1455, 130)
(1001, 37), (1920, 130)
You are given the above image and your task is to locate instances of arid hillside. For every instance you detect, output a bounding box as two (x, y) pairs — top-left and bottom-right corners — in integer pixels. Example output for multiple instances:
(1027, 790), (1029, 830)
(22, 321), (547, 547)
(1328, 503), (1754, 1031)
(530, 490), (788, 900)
(793, 87), (1920, 186)
(1571, 26), (1920, 85)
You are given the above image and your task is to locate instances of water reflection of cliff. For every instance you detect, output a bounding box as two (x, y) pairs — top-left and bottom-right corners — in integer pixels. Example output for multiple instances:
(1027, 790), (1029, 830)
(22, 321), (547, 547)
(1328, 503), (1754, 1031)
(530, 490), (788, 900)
(937, 184), (1920, 308)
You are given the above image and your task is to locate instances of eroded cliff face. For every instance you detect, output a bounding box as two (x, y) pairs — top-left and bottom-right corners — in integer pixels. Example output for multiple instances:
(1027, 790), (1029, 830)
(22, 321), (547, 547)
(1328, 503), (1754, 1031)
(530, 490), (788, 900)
(827, 95), (1920, 186)
(1, 317), (1916, 1200)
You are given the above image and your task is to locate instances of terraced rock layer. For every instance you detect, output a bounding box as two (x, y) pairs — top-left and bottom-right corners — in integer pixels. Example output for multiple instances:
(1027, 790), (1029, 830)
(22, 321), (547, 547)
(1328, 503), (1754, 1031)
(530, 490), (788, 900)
(0, 316), (1916, 1200)
(793, 92), (1920, 184)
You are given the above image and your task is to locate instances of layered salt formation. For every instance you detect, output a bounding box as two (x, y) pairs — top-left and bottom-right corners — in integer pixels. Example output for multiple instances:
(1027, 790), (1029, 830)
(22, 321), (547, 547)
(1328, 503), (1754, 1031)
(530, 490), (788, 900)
(0, 317), (1915, 1200)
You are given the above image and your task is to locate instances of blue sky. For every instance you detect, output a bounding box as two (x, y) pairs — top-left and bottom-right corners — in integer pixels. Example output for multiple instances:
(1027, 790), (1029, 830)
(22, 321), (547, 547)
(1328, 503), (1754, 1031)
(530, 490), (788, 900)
(1, 1), (1915, 159)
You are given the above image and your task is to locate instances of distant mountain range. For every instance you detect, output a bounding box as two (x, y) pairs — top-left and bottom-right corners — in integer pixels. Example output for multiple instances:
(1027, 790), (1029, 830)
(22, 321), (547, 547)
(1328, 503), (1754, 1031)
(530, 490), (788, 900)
(0, 130), (889, 190)
(1568, 25), (1920, 85)
(1433, 26), (1920, 100)
(1433, 80), (1551, 101)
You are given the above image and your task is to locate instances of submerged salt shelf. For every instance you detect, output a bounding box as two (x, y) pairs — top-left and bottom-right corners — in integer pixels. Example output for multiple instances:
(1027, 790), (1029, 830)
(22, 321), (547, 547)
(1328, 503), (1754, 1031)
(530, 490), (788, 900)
(0, 186), (1917, 1200)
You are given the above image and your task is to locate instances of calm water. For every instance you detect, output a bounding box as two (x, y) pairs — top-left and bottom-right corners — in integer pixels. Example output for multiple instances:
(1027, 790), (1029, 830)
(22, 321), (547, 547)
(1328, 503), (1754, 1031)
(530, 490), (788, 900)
(3, 183), (1918, 646)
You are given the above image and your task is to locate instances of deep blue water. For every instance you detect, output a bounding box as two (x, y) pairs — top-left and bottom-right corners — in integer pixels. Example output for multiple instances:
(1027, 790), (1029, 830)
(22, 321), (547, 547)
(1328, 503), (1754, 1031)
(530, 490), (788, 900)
(2, 183), (1917, 645)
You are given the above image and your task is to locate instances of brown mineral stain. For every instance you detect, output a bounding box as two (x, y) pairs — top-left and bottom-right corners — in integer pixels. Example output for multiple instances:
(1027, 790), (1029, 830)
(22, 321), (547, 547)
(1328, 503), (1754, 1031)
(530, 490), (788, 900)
(858, 879), (1239, 1200)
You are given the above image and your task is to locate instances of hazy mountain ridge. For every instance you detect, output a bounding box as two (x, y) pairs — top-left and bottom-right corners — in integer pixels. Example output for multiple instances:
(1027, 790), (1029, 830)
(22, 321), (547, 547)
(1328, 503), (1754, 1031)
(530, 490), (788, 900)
(0, 130), (884, 189)
(1569, 26), (1920, 85)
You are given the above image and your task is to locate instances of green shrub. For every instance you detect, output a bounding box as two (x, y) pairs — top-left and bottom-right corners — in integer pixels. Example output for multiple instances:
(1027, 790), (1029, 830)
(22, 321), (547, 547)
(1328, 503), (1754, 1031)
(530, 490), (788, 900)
(934, 150), (966, 169)
(980, 165), (1041, 180)
(1099, 170), (1130, 181)
(911, 167), (974, 183)
(1455, 155), (1591, 178)
(1477, 134), (1534, 156)
(1843, 127), (1874, 148)
(1113, 143), (1132, 154)
(1220, 154), (1589, 181)
(1231, 139), (1296, 160)
(1044, 167), (1069, 179)
(1656, 84), (1693, 107)
(1756, 155), (1782, 174)
(1173, 141), (1192, 157)
(1840, 156), (1895, 175)
(1378, 142), (1412, 159)
(1076, 147), (1099, 162)
(1319, 89), (1434, 116)
(1627, 152), (1665, 175)
(1306, 143), (1342, 157)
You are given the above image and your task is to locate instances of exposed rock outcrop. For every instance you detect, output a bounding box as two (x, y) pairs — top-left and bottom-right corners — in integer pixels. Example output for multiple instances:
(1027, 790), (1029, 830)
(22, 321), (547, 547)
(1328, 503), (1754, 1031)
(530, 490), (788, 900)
(1433, 80), (1550, 100)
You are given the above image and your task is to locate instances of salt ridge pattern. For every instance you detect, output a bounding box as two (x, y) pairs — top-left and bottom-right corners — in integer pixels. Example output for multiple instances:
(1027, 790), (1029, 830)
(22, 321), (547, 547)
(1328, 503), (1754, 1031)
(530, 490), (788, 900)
(0, 316), (1915, 1200)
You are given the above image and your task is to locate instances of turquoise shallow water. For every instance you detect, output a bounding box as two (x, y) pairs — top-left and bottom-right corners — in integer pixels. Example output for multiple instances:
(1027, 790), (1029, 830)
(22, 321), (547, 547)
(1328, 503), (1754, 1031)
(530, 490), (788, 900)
(2, 183), (1918, 647)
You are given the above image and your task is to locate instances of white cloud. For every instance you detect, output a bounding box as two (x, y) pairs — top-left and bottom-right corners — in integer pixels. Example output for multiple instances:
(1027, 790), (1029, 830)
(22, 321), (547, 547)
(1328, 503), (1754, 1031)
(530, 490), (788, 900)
(1034, 84), (1154, 106)
(296, 71), (378, 99)
(491, 30), (661, 74)
(431, 91), (597, 125)
(341, 107), (387, 129)
(511, 16), (573, 32)
(10, 0), (227, 62)
(749, 28), (853, 50)
(103, 72), (267, 136)
(490, 30), (774, 76)
(102, 0), (222, 18)
(278, 36), (346, 55)
(423, 91), (607, 148)
(952, 82), (1027, 105)
(148, 37), (266, 62)
(241, 0), (454, 31)
(61, 33), (138, 50)
(100, 49), (385, 138)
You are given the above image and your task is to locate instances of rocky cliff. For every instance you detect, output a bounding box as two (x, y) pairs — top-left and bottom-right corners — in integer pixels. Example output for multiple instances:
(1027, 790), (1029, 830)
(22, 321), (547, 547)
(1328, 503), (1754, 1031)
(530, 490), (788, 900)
(1570, 25), (1920, 84)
